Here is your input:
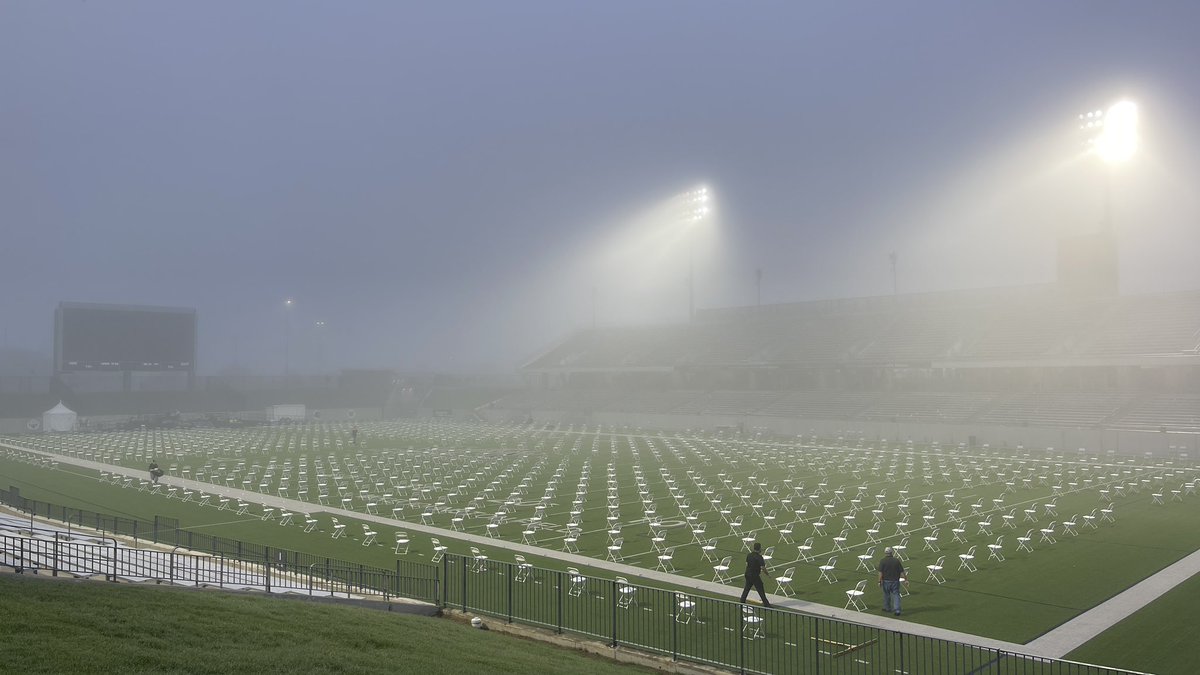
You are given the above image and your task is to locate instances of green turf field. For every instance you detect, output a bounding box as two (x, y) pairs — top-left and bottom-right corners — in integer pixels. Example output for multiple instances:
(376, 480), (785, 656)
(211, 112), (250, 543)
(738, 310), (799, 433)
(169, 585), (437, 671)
(4, 420), (1198, 670)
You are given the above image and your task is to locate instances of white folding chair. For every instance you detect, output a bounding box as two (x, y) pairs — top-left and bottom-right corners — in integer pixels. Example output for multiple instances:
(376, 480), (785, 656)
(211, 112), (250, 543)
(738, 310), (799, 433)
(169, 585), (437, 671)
(958, 545), (977, 572)
(1016, 529), (1035, 553)
(797, 537), (814, 561)
(712, 556), (732, 583)
(926, 556), (946, 584)
(857, 546), (876, 572)
(470, 546), (488, 573)
(922, 528), (940, 552)
(778, 521), (796, 544)
(1062, 515), (1078, 536)
(514, 554), (532, 583)
(817, 556), (838, 584)
(832, 529), (849, 552)
(844, 579), (868, 611)
(1100, 504), (1115, 523)
(613, 577), (637, 609)
(393, 531), (410, 555)
(1002, 507), (1017, 529)
(607, 537), (624, 562)
(562, 528), (580, 553)
(656, 547), (676, 573)
(775, 566), (796, 597)
(567, 567), (587, 597)
(741, 605), (765, 639)
(987, 535), (1005, 562)
(675, 594), (696, 624)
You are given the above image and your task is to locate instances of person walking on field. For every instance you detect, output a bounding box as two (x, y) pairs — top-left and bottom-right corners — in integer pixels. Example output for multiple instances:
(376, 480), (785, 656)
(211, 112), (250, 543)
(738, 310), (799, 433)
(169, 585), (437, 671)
(739, 542), (772, 607)
(878, 546), (905, 616)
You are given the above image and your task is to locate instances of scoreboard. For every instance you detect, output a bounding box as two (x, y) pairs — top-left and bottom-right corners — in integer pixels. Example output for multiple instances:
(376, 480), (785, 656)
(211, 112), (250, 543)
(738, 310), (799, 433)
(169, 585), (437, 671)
(55, 302), (197, 372)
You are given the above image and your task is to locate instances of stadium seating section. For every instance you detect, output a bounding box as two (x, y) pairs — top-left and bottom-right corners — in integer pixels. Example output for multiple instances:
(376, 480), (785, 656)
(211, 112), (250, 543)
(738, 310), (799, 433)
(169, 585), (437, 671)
(525, 287), (1200, 368)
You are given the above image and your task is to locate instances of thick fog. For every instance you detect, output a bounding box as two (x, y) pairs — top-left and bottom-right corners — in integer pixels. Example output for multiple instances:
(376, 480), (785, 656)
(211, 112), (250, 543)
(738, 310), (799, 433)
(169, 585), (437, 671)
(3, 2), (1200, 375)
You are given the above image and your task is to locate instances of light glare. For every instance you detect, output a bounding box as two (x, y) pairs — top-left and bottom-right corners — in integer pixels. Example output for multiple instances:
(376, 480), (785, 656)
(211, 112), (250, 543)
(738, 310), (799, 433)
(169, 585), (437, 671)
(1095, 100), (1137, 164)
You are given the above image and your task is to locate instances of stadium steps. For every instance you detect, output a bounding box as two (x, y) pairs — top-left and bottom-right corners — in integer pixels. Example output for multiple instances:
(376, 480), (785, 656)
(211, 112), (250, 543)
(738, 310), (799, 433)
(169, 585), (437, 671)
(846, 392), (885, 420)
(963, 393), (1006, 423)
(1101, 392), (1150, 427)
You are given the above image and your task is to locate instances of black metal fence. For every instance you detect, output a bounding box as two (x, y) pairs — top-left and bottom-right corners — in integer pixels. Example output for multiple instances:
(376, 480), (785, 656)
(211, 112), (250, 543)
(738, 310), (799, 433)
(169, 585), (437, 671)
(0, 488), (439, 604)
(440, 552), (1145, 675)
(0, 530), (431, 599)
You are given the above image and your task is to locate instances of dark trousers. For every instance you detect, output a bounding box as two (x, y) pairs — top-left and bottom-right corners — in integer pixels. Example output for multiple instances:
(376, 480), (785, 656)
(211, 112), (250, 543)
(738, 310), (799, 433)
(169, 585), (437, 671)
(740, 575), (770, 606)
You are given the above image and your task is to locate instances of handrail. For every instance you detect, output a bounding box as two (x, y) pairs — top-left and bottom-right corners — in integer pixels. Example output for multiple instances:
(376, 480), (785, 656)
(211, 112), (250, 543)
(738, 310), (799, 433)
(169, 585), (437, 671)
(0, 491), (440, 605)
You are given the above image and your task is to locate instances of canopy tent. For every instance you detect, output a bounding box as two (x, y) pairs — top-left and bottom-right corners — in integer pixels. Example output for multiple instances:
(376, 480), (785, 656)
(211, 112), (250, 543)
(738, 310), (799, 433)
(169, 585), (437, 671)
(42, 401), (77, 433)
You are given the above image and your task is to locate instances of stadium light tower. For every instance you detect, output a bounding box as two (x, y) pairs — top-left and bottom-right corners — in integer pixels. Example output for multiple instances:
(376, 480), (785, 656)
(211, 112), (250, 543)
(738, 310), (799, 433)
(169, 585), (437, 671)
(283, 298), (294, 378)
(1079, 99), (1138, 230)
(676, 185), (711, 321)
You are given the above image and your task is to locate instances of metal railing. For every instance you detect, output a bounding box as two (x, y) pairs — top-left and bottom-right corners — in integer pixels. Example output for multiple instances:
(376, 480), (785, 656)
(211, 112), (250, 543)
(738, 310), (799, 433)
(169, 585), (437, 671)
(440, 553), (1144, 675)
(0, 530), (427, 598)
(0, 489), (440, 604)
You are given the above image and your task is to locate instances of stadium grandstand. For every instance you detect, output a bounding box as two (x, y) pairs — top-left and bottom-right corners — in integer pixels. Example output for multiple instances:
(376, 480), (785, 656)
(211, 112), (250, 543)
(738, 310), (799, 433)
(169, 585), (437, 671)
(493, 283), (1200, 453)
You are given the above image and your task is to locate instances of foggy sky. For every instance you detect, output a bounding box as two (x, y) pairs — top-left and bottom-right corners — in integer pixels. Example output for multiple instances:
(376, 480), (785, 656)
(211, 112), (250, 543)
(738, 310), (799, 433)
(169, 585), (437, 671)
(3, 2), (1200, 375)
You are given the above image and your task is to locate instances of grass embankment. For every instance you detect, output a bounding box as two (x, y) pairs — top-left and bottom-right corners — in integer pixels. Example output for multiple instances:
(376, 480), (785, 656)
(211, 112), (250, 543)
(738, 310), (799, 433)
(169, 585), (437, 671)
(0, 573), (650, 675)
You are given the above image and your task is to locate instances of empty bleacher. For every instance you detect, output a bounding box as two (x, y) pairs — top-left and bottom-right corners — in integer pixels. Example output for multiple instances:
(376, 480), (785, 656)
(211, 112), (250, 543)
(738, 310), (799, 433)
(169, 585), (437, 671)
(974, 393), (1135, 428)
(1076, 292), (1200, 357)
(524, 288), (1200, 371)
(857, 392), (997, 424)
(1114, 394), (1200, 432)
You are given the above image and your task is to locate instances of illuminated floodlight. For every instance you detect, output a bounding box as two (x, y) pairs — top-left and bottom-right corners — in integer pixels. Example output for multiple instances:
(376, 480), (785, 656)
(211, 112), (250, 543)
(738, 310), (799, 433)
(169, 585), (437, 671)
(677, 185), (712, 223)
(1082, 100), (1137, 164)
(670, 184), (715, 321)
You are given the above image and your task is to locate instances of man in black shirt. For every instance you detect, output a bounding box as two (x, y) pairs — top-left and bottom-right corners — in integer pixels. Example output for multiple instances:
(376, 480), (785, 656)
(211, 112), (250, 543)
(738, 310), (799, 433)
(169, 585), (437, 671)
(739, 542), (772, 607)
(878, 546), (905, 616)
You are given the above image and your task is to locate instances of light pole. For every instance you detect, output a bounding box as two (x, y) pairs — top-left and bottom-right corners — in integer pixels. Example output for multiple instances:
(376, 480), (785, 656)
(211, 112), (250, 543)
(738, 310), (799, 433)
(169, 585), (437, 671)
(283, 298), (293, 378)
(676, 186), (710, 321)
(889, 251), (898, 296)
(1079, 100), (1138, 231)
(314, 319), (327, 374)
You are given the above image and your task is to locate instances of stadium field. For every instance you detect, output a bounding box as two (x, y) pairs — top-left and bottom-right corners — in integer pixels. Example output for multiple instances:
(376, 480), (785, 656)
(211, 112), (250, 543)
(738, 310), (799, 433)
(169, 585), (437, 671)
(4, 419), (1198, 650)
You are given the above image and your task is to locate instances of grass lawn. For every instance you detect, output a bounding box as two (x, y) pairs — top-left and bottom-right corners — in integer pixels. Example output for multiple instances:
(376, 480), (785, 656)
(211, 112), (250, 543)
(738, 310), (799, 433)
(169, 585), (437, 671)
(0, 572), (652, 675)
(1065, 570), (1200, 675)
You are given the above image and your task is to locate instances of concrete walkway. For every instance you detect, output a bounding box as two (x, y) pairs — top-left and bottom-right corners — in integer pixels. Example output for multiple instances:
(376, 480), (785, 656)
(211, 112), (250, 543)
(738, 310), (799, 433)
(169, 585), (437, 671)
(1023, 545), (1200, 658)
(4, 440), (1195, 660)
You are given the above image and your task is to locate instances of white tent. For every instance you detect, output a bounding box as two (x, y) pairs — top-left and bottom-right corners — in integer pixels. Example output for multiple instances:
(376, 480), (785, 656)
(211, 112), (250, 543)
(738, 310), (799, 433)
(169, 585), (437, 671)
(42, 401), (77, 433)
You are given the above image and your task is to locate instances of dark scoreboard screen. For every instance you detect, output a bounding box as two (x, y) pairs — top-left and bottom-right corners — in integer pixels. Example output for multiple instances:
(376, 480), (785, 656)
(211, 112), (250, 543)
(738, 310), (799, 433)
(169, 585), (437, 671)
(55, 303), (196, 371)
